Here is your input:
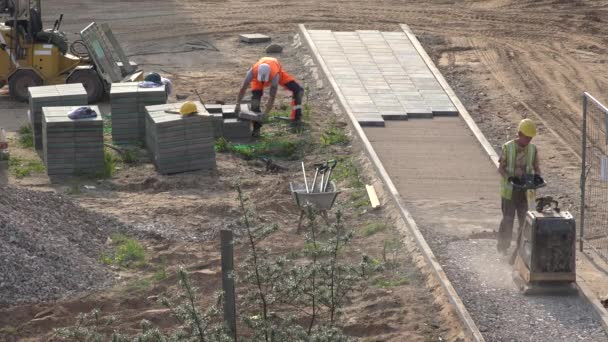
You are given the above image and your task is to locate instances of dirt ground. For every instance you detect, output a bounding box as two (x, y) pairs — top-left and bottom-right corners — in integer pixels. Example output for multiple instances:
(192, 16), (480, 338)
(1, 0), (608, 340)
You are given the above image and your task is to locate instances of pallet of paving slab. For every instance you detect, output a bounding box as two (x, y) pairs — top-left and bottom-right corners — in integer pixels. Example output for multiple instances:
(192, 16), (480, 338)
(145, 101), (216, 174)
(42, 105), (104, 176)
(221, 105), (237, 119)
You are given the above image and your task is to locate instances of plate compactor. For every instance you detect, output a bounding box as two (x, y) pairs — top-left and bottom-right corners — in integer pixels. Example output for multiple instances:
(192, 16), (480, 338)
(508, 175), (577, 295)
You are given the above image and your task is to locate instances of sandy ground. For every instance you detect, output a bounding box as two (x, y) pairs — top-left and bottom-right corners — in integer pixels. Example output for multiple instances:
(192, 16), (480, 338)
(1, 0), (608, 340)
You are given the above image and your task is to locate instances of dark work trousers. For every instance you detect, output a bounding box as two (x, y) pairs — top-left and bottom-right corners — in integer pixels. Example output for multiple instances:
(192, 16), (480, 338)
(497, 188), (528, 250)
(251, 81), (304, 130)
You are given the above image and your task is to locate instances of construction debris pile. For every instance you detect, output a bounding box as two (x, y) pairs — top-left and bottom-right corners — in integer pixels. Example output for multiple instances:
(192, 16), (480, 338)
(0, 186), (126, 305)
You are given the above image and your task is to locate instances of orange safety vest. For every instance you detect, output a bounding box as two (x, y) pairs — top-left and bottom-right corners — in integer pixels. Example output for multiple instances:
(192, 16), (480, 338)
(251, 57), (296, 91)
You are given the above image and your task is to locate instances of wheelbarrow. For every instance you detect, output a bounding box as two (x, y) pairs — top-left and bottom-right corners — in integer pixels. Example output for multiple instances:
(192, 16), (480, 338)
(290, 181), (340, 232)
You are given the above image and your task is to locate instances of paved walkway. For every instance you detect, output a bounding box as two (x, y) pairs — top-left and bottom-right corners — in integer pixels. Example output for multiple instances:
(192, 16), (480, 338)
(308, 30), (457, 126)
(304, 27), (608, 341)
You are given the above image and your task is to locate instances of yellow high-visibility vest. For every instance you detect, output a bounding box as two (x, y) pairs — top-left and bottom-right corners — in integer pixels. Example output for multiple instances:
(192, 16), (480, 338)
(500, 140), (536, 200)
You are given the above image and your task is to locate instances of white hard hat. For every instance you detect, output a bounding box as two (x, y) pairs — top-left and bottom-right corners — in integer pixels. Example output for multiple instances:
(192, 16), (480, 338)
(257, 63), (271, 82)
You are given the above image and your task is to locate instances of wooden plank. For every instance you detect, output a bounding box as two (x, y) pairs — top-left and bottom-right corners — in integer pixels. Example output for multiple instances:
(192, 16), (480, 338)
(365, 184), (380, 208)
(299, 24), (486, 342)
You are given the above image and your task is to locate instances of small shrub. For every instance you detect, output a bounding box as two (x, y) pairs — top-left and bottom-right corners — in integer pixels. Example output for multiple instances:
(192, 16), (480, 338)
(17, 124), (33, 148)
(115, 240), (146, 267)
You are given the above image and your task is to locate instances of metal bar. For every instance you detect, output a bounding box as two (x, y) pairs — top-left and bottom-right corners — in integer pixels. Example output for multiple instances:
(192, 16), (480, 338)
(585, 92), (608, 115)
(100, 23), (135, 75)
(220, 229), (237, 340)
(581, 94), (587, 252)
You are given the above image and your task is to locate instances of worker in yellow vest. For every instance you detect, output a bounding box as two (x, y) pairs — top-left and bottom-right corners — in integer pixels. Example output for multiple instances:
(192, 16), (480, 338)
(497, 119), (541, 253)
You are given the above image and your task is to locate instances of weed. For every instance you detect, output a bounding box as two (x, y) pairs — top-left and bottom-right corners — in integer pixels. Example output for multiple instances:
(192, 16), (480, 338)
(101, 234), (146, 268)
(372, 276), (410, 288)
(223, 136), (305, 160)
(0, 326), (17, 335)
(214, 137), (229, 152)
(321, 126), (349, 147)
(333, 158), (365, 189)
(102, 149), (117, 178)
(17, 123), (33, 148)
(102, 114), (112, 135)
(115, 240), (146, 267)
(8, 156), (45, 178)
(153, 257), (168, 282)
(362, 221), (388, 237)
(127, 278), (152, 293)
(350, 189), (370, 209)
(382, 239), (402, 269)
(120, 148), (139, 165)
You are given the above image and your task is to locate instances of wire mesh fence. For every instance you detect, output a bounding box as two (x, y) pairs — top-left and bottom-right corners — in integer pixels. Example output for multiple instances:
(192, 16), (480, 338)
(580, 92), (608, 260)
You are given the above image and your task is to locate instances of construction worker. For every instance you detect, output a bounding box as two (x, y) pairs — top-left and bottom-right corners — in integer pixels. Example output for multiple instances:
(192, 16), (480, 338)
(497, 118), (541, 253)
(235, 57), (304, 137)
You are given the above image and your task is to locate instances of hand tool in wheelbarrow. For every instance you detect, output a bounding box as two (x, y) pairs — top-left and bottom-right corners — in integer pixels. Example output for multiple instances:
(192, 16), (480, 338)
(310, 162), (326, 193)
(323, 160), (337, 192)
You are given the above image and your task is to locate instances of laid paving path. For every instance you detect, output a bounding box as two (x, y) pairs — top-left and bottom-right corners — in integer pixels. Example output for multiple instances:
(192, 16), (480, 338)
(309, 29), (457, 126)
(305, 27), (608, 341)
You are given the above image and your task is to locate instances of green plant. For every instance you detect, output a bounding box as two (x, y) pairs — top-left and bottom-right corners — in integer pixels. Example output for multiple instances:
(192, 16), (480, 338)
(362, 221), (388, 237)
(372, 276), (410, 289)
(102, 114), (112, 135)
(214, 137), (229, 152)
(102, 149), (117, 178)
(115, 240), (145, 267)
(101, 234), (146, 268)
(333, 158), (365, 189)
(120, 148), (139, 164)
(321, 119), (349, 147)
(8, 156), (45, 178)
(0, 326), (17, 336)
(17, 123), (33, 148)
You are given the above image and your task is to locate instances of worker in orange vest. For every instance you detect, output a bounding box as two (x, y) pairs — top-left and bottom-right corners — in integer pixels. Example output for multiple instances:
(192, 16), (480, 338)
(236, 57), (304, 137)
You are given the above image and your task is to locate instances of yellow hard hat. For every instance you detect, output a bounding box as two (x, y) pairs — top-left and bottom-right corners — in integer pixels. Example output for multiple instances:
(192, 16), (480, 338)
(518, 118), (537, 137)
(179, 101), (198, 116)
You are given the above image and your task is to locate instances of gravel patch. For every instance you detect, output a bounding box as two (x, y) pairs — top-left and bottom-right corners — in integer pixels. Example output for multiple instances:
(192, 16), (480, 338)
(444, 239), (607, 341)
(0, 185), (128, 306)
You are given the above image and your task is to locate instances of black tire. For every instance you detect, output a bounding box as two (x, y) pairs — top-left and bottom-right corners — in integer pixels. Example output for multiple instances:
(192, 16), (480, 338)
(35, 30), (68, 55)
(9, 69), (43, 102)
(67, 69), (104, 103)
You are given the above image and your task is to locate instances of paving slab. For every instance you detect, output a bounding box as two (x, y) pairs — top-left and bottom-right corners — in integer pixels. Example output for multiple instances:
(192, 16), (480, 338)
(239, 34), (271, 43)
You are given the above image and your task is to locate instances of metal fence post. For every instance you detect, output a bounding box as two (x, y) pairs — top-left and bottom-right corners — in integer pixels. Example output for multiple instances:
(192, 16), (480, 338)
(580, 94), (587, 252)
(220, 229), (237, 340)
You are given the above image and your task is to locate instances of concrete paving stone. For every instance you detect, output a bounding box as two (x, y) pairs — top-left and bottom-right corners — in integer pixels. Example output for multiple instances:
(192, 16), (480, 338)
(239, 34), (271, 43)
(381, 112), (409, 120)
(366, 89), (394, 94)
(350, 105), (379, 113)
(405, 107), (434, 118)
(345, 95), (373, 101)
(339, 87), (369, 95)
(355, 115), (385, 127)
(431, 106), (459, 116)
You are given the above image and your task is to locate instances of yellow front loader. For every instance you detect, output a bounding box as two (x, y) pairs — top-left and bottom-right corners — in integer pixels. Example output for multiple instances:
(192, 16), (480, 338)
(0, 0), (142, 102)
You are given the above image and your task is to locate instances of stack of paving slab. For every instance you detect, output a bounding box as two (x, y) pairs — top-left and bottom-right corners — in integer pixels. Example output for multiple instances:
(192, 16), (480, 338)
(29, 84), (88, 150)
(110, 82), (167, 145)
(201, 103), (224, 138)
(144, 101), (216, 174)
(306, 29), (458, 126)
(42, 106), (104, 177)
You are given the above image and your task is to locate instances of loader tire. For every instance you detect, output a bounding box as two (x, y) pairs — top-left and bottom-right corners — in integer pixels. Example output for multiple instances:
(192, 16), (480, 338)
(35, 31), (68, 55)
(9, 70), (42, 102)
(67, 69), (104, 103)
